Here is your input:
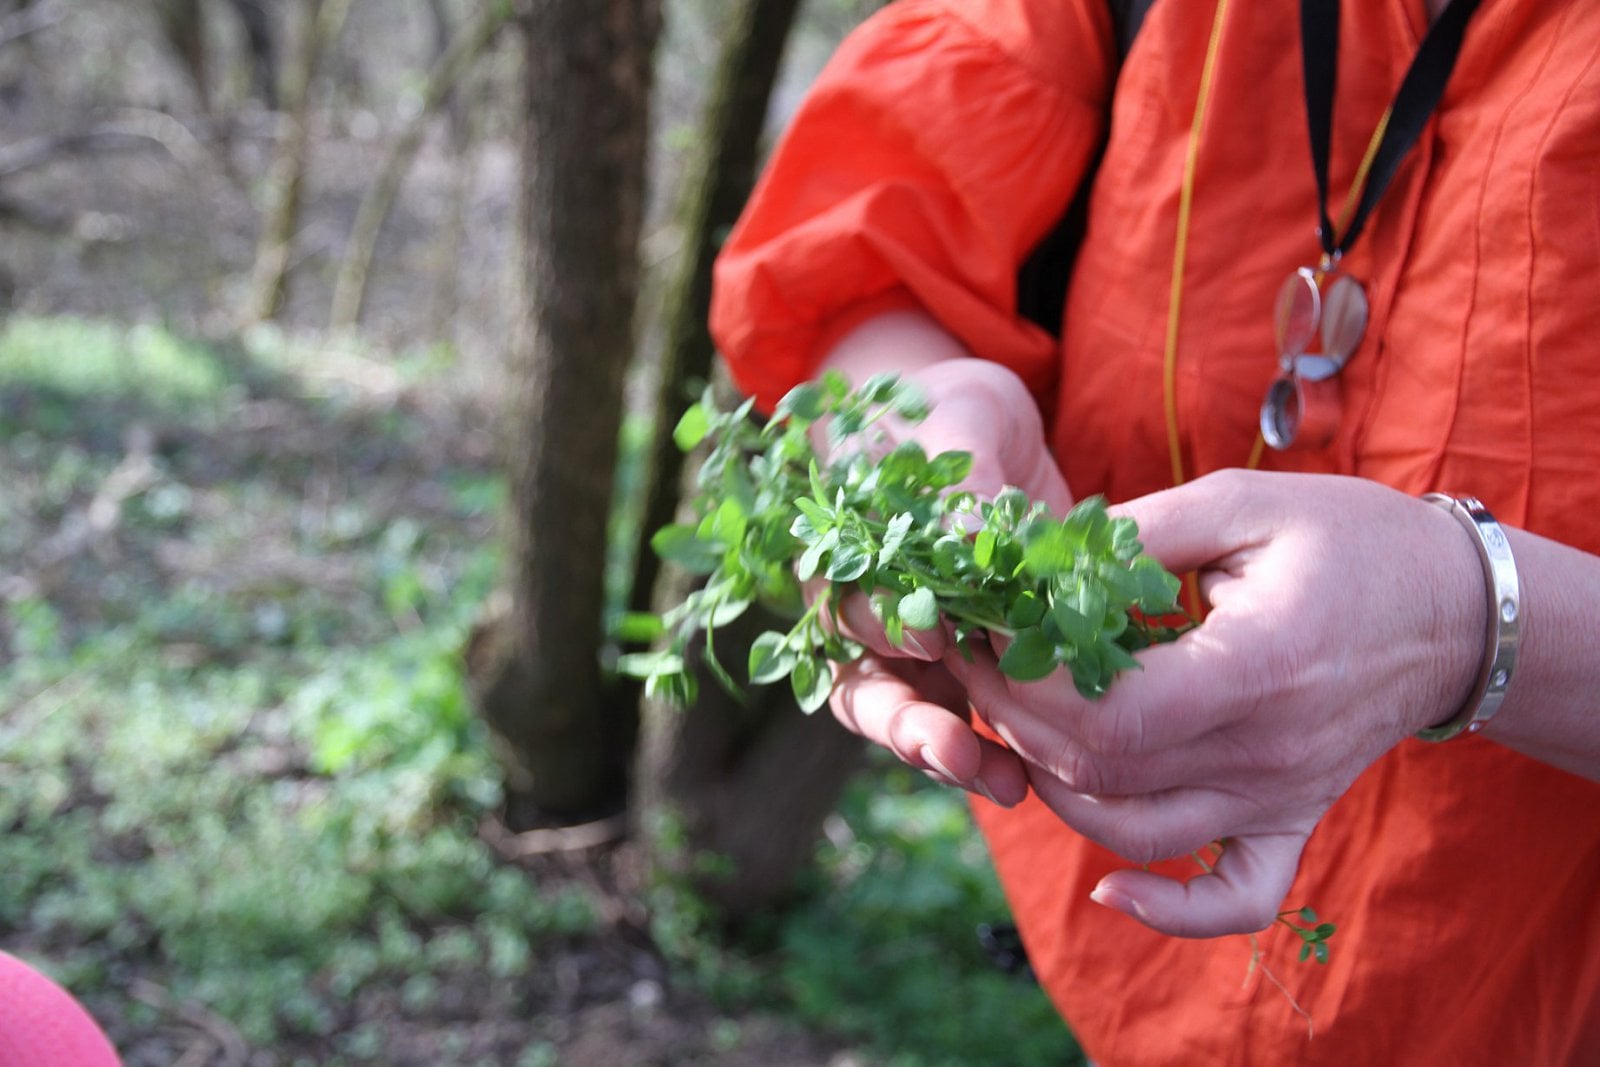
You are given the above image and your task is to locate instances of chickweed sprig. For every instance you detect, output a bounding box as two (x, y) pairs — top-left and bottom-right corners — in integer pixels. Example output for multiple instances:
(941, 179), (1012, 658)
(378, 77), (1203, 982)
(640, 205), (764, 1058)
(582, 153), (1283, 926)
(618, 371), (1186, 711)
(1278, 907), (1338, 965)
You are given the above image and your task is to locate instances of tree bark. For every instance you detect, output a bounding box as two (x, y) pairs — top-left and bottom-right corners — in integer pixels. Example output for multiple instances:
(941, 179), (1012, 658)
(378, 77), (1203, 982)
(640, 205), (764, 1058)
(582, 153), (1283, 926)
(628, 0), (803, 622)
(243, 0), (354, 324)
(635, 601), (864, 918)
(468, 0), (660, 820)
(224, 0), (278, 110)
(155, 0), (211, 115)
(327, 0), (509, 333)
(0, 0), (64, 52)
(630, 0), (861, 921)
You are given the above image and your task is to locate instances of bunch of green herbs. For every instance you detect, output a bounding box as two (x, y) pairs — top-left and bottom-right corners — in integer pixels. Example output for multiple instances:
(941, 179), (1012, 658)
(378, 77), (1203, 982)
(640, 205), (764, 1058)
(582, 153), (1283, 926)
(621, 371), (1188, 710)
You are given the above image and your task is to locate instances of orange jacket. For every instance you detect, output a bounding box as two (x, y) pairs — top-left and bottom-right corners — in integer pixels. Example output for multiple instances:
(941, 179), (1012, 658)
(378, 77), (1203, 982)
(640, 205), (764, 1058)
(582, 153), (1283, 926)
(712, 1), (1600, 1063)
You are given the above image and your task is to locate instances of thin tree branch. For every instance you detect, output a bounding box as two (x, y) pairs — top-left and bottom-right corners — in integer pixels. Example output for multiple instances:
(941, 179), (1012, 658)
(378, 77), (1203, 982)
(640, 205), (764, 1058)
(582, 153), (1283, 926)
(0, 0), (67, 50)
(327, 0), (511, 331)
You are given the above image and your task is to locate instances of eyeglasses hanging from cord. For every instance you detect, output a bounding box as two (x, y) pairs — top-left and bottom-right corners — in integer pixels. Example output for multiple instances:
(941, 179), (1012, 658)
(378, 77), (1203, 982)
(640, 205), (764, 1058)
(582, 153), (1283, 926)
(1260, 0), (1484, 450)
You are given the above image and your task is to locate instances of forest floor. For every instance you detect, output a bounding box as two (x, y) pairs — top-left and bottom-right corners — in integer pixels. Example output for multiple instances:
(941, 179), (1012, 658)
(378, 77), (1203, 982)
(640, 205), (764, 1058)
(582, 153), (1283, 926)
(0, 39), (1079, 1065)
(0, 78), (874, 1066)
(0, 314), (866, 1066)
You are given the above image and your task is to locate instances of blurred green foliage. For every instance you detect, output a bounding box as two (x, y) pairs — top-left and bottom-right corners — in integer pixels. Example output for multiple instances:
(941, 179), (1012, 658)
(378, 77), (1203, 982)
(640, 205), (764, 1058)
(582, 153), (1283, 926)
(776, 763), (1084, 1067)
(1, 315), (1079, 1063)
(0, 318), (592, 1054)
(0, 316), (229, 408)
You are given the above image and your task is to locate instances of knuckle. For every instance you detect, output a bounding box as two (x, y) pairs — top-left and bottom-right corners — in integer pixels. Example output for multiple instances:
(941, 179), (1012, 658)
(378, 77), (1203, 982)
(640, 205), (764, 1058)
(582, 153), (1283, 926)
(1079, 704), (1145, 760)
(1045, 741), (1106, 797)
(1112, 825), (1169, 867)
(1192, 468), (1249, 509)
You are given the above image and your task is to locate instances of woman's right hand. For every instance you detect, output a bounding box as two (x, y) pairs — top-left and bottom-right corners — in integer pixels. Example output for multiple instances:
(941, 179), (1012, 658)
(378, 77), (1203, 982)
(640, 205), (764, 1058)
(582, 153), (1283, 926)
(813, 311), (1071, 807)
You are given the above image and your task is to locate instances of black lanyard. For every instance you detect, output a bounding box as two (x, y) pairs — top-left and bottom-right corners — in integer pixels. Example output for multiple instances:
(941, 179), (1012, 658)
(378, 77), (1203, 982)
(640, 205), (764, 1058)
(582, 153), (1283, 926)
(1300, 0), (1484, 262)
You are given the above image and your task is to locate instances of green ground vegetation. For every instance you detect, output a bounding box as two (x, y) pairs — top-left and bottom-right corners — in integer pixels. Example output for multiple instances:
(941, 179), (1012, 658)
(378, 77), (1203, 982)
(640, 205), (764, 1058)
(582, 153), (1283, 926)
(0, 316), (1079, 1065)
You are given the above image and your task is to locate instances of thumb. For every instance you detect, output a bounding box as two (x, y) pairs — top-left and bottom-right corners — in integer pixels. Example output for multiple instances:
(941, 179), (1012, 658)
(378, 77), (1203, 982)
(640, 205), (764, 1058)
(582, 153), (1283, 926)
(1087, 832), (1305, 938)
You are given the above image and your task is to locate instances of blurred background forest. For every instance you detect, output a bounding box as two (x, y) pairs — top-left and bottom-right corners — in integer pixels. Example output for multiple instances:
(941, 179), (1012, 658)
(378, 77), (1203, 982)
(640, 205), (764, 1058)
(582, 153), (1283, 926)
(0, 0), (1083, 1063)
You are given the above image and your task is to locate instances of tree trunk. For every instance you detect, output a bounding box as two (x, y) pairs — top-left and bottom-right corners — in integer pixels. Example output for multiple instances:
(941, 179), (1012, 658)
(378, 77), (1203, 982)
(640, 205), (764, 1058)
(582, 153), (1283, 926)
(421, 0), (478, 337)
(224, 0), (278, 110)
(628, 0), (803, 622)
(468, 0), (660, 821)
(243, 0), (354, 324)
(155, 0), (211, 115)
(635, 599), (864, 919)
(630, 0), (861, 921)
(327, 0), (509, 333)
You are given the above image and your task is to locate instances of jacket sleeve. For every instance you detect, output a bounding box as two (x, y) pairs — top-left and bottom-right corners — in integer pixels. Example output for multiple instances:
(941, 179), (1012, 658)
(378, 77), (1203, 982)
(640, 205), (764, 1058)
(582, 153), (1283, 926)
(710, 0), (1118, 412)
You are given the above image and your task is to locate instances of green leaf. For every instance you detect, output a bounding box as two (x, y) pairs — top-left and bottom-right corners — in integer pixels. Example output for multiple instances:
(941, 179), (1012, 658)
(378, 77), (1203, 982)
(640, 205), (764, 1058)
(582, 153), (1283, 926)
(897, 586), (939, 631)
(616, 651), (686, 679)
(825, 540), (872, 583)
(973, 528), (997, 570)
(1133, 555), (1182, 613)
(1067, 644), (1108, 697)
(1100, 640), (1140, 674)
(708, 496), (747, 546)
(878, 511), (914, 566)
(1110, 515), (1142, 559)
(925, 450), (973, 488)
(883, 611), (905, 649)
(1005, 590), (1046, 629)
(646, 669), (697, 707)
(791, 654), (833, 713)
(672, 403), (711, 451)
(748, 631), (797, 684)
(797, 527), (839, 583)
(651, 524), (722, 574)
(795, 496), (833, 533)
(992, 487), (1030, 525)
(1020, 526), (1070, 579)
(777, 382), (828, 423)
(997, 627), (1058, 682)
(808, 459), (829, 506)
(932, 533), (967, 578)
(891, 382), (931, 421)
(1050, 599), (1096, 647)
(1074, 575), (1109, 625)
(859, 372), (900, 404)
(612, 611), (664, 643)
(707, 595), (752, 627)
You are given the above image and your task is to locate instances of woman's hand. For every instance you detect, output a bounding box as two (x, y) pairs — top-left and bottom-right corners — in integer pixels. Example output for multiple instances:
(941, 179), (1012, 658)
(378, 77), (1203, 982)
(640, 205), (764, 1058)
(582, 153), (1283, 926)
(814, 310), (1070, 808)
(944, 470), (1486, 936)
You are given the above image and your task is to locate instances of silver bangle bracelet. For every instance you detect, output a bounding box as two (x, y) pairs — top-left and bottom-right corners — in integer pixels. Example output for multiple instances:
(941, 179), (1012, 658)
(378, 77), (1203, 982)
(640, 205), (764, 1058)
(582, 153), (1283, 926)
(1417, 493), (1521, 743)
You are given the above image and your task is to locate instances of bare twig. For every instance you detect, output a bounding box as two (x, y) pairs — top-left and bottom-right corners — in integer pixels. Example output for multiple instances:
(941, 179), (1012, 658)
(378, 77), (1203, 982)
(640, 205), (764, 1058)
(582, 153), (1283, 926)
(327, 0), (511, 331)
(0, 130), (169, 181)
(24, 425), (159, 589)
(172, 1036), (221, 1067)
(99, 107), (214, 172)
(0, 0), (68, 50)
(128, 978), (250, 1067)
(244, 0), (358, 323)
(480, 812), (630, 857)
(153, 539), (363, 595)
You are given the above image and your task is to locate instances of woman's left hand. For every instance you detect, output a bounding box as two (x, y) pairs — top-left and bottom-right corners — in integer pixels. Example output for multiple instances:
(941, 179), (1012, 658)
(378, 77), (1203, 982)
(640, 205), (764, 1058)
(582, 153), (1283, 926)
(944, 469), (1485, 938)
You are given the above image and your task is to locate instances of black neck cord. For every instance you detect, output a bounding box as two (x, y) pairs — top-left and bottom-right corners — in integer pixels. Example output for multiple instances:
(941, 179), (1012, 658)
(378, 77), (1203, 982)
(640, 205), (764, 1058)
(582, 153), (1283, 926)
(1300, 0), (1484, 261)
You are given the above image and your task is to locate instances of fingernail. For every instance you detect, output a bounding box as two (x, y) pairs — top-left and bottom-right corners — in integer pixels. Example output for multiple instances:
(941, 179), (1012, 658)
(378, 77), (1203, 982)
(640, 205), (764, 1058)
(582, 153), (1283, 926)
(902, 632), (936, 661)
(920, 745), (959, 782)
(1090, 881), (1148, 922)
(971, 775), (1010, 808)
